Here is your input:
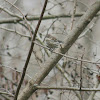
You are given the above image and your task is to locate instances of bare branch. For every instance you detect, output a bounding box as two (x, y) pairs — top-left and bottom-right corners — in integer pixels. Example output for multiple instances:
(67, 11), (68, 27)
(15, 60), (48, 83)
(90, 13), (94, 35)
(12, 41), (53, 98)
(56, 65), (81, 100)
(0, 64), (31, 79)
(14, 0), (48, 100)
(34, 86), (100, 91)
(0, 27), (30, 38)
(0, 13), (100, 24)
(4, 0), (34, 37)
(17, 1), (100, 100)
(34, 41), (100, 64)
(0, 91), (14, 97)
(0, 6), (21, 18)
(87, 80), (100, 100)
(70, 0), (77, 30)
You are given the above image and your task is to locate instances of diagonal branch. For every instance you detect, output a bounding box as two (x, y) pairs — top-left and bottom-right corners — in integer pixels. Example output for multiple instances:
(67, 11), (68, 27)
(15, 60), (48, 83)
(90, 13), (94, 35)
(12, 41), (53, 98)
(14, 0), (48, 100)
(17, 1), (100, 100)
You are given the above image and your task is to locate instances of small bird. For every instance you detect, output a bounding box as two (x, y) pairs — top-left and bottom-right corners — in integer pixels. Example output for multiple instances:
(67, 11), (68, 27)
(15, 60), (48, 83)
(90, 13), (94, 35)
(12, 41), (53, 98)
(45, 34), (63, 49)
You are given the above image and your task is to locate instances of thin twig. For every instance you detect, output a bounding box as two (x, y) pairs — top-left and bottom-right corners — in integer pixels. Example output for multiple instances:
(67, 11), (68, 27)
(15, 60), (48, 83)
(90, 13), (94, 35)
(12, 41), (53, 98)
(87, 80), (100, 100)
(34, 86), (100, 91)
(0, 6), (21, 18)
(4, 0), (33, 37)
(0, 64), (31, 79)
(70, 0), (77, 30)
(0, 91), (14, 97)
(56, 65), (81, 100)
(4, 0), (24, 18)
(14, 0), (48, 100)
(80, 52), (84, 100)
(0, 27), (30, 38)
(0, 94), (11, 100)
(0, 13), (100, 24)
(34, 41), (100, 64)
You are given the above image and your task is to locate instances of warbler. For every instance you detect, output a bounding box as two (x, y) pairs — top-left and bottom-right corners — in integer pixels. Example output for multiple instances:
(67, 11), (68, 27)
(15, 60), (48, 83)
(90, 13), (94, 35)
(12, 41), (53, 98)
(45, 34), (63, 49)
